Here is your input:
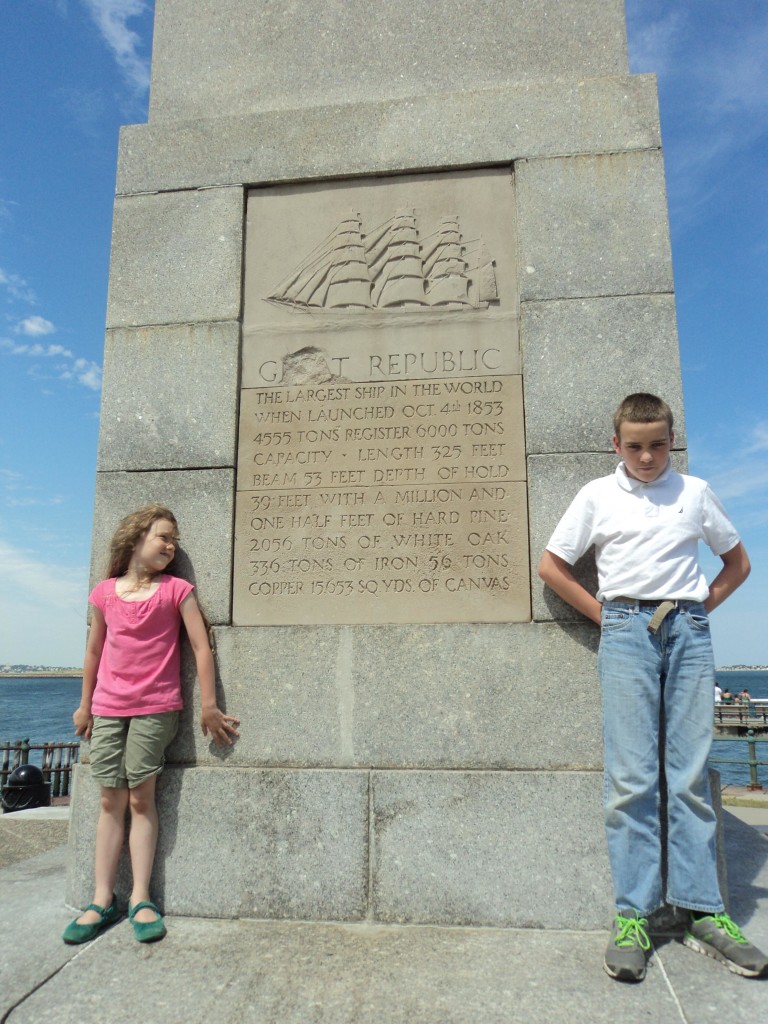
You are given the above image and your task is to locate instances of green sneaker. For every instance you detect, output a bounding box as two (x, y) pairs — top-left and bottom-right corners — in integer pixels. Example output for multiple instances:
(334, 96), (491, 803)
(683, 913), (768, 978)
(604, 910), (652, 982)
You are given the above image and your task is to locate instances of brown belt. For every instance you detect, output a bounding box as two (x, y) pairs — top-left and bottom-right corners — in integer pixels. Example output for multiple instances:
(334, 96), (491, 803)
(612, 597), (679, 634)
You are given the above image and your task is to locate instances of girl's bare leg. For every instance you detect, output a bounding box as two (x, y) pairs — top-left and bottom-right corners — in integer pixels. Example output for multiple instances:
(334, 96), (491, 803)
(128, 775), (161, 923)
(76, 786), (129, 924)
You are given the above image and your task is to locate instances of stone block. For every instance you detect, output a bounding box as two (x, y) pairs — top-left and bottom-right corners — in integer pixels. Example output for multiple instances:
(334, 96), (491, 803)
(91, 469), (234, 624)
(67, 765), (369, 921)
(116, 75), (661, 195)
(167, 622), (602, 771)
(529, 452), (689, 622)
(522, 294), (685, 455)
(149, 0), (628, 123)
(97, 322), (240, 471)
(371, 769), (612, 928)
(0, 848), (79, 1019)
(517, 151), (674, 301)
(106, 188), (244, 329)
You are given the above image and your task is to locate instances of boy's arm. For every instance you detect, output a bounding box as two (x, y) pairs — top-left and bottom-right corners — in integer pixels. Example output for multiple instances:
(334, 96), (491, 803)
(180, 593), (240, 747)
(538, 550), (602, 625)
(704, 541), (750, 614)
(75, 608), (106, 739)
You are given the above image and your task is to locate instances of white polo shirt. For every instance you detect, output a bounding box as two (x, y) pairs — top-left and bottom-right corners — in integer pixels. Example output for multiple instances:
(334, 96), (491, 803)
(546, 461), (740, 602)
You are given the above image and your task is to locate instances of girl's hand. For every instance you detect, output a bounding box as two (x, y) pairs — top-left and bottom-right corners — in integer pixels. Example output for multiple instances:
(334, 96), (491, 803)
(73, 706), (93, 739)
(201, 706), (240, 747)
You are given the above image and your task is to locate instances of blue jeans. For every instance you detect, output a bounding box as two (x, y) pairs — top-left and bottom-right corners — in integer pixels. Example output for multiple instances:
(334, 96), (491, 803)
(598, 600), (724, 916)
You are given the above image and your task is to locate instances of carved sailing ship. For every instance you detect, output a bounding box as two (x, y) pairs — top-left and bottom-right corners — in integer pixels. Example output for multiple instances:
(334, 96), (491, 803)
(267, 209), (498, 312)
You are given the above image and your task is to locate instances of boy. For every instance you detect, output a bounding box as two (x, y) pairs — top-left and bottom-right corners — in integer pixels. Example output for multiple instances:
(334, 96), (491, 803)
(538, 393), (767, 982)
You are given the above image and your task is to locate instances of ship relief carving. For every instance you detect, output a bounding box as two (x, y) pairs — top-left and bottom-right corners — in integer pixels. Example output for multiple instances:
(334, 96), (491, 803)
(266, 209), (499, 313)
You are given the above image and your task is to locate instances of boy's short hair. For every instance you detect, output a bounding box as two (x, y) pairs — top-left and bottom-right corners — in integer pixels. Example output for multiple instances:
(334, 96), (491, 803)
(613, 393), (674, 437)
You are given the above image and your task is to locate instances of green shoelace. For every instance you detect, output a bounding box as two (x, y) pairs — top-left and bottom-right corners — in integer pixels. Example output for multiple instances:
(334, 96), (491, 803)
(695, 913), (748, 944)
(615, 914), (651, 950)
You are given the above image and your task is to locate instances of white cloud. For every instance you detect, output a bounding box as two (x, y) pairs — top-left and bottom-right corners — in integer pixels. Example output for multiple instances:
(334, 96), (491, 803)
(708, 464), (768, 505)
(0, 468), (23, 488)
(0, 538), (89, 664)
(626, 5), (685, 77)
(691, 420), (768, 533)
(62, 358), (103, 391)
(0, 538), (86, 613)
(1, 339), (73, 359)
(6, 496), (66, 509)
(626, 2), (768, 227)
(0, 267), (36, 304)
(1, 337), (100, 391)
(16, 315), (56, 337)
(81, 0), (151, 92)
(745, 422), (768, 456)
(0, 468), (62, 508)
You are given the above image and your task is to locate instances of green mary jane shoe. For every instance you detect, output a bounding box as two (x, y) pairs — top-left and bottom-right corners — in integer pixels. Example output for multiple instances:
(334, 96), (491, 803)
(129, 900), (167, 943)
(62, 896), (120, 944)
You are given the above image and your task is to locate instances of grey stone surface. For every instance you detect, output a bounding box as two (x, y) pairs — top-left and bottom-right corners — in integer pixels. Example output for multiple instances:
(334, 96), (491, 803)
(517, 151), (674, 301)
(67, 765), (369, 921)
(5, 811), (765, 1024)
(651, 812), (768, 1018)
(725, 809), (768, 928)
(165, 623), (601, 771)
(97, 322), (240, 471)
(148, 0), (628, 123)
(656, 937), (768, 1022)
(79, 0), (696, 941)
(372, 770), (612, 929)
(117, 75), (661, 195)
(0, 812), (68, 869)
(91, 468), (234, 624)
(522, 294), (685, 455)
(106, 188), (244, 329)
(528, 452), (688, 622)
(5, 914), (684, 1024)
(0, 847), (76, 1020)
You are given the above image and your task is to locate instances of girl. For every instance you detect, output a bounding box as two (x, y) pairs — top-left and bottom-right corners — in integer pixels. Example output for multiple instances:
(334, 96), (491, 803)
(63, 505), (239, 944)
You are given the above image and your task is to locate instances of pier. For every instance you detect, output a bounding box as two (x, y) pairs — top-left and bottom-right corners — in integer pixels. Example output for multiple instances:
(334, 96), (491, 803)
(713, 700), (768, 737)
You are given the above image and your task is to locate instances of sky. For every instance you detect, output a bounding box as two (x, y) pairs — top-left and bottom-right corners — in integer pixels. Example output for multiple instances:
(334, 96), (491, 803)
(0, 0), (766, 668)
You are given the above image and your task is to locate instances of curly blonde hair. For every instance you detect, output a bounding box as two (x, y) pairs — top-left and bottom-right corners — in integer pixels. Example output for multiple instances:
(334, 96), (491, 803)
(105, 504), (179, 579)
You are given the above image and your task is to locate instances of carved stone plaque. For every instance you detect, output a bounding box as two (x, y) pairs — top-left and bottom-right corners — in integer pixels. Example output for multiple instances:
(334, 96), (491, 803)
(234, 169), (530, 625)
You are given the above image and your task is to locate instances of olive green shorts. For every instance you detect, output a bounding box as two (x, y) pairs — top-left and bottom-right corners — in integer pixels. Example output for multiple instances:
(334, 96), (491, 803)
(89, 712), (179, 789)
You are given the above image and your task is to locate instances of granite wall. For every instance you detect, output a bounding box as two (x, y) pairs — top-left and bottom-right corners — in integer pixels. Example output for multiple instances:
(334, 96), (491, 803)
(68, 0), (686, 928)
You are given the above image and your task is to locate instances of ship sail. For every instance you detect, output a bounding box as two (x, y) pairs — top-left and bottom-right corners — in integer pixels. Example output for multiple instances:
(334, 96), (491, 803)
(267, 209), (498, 312)
(423, 216), (471, 308)
(368, 210), (426, 308)
(269, 213), (371, 309)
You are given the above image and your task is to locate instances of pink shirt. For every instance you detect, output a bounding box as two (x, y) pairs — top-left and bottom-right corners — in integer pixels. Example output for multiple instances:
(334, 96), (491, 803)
(89, 574), (194, 716)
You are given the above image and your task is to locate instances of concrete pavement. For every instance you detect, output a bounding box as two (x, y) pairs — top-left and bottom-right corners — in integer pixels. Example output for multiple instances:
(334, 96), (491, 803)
(1, 806), (767, 1024)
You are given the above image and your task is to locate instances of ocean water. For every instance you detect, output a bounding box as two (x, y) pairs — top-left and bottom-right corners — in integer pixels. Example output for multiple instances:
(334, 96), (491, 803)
(1, 671), (766, 787)
(0, 676), (83, 769)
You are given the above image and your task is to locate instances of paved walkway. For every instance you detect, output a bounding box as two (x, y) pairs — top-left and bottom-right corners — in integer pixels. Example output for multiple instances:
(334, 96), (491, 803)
(1, 806), (767, 1024)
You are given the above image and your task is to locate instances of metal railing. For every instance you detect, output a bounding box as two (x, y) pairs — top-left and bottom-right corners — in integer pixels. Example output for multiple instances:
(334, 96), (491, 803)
(714, 699), (768, 725)
(710, 733), (768, 791)
(0, 739), (80, 798)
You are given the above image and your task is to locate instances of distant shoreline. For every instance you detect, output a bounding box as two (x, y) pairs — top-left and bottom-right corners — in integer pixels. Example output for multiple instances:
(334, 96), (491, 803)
(0, 672), (82, 679)
(717, 667), (768, 672)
